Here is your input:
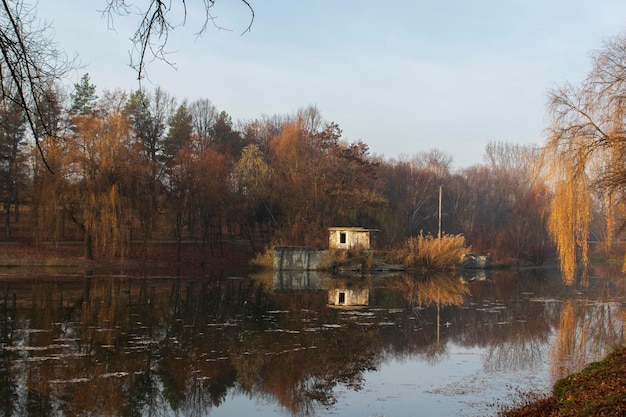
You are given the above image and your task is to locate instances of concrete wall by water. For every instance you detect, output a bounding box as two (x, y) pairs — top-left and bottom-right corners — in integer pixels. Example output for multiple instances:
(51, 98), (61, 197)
(273, 247), (330, 270)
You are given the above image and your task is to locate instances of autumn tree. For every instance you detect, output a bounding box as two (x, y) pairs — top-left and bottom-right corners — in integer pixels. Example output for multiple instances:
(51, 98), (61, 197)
(543, 33), (626, 279)
(35, 78), (139, 259)
(68, 111), (138, 259)
(30, 87), (65, 244)
(267, 110), (384, 247)
(233, 144), (275, 249)
(242, 114), (288, 158)
(188, 147), (232, 257)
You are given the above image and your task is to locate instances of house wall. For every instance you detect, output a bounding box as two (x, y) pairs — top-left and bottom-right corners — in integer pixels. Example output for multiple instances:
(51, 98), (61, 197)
(328, 229), (371, 250)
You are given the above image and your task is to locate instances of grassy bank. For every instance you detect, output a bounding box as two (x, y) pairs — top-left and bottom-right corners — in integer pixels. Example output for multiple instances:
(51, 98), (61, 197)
(0, 241), (254, 269)
(500, 346), (626, 416)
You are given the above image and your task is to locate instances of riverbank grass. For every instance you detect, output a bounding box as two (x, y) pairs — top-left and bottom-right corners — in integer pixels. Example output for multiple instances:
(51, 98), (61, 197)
(500, 346), (626, 416)
(389, 233), (469, 270)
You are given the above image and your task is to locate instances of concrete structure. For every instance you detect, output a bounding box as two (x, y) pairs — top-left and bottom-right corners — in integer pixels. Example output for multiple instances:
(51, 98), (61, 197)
(273, 246), (330, 271)
(328, 227), (374, 250)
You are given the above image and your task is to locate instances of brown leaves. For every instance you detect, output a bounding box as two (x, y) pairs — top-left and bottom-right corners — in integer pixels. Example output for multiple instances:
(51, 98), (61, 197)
(502, 348), (626, 416)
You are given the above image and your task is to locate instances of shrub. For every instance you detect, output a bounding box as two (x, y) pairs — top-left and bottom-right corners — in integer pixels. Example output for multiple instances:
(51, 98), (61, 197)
(329, 247), (374, 271)
(250, 246), (275, 269)
(391, 233), (469, 270)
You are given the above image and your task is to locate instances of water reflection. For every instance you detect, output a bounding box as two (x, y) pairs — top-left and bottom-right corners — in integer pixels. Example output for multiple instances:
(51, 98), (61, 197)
(0, 265), (623, 416)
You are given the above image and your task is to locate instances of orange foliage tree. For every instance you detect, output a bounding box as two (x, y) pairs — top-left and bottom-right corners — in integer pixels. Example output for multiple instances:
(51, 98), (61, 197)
(34, 100), (142, 259)
(267, 117), (385, 247)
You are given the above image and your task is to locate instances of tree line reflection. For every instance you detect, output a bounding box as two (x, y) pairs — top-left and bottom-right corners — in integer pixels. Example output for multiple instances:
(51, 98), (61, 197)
(0, 266), (624, 417)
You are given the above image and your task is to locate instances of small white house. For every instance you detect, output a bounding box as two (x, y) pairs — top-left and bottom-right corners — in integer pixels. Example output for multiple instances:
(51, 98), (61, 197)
(328, 227), (374, 250)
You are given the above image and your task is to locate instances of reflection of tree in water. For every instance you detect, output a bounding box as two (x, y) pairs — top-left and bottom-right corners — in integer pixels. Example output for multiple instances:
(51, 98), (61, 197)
(551, 297), (625, 381)
(384, 272), (471, 363)
(398, 272), (469, 308)
(0, 268), (623, 416)
(0, 288), (18, 416)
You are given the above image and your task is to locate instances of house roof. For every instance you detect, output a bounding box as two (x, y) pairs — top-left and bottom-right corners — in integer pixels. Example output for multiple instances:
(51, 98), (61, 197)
(327, 227), (378, 232)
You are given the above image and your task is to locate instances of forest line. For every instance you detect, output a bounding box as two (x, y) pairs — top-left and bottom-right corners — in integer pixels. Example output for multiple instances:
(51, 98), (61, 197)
(4, 31), (626, 282)
(0, 73), (554, 267)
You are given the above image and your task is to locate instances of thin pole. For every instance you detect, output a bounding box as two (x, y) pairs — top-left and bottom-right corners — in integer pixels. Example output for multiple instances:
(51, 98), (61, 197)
(438, 185), (442, 239)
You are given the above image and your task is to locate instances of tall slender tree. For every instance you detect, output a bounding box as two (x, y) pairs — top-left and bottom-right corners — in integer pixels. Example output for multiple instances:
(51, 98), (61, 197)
(0, 91), (26, 237)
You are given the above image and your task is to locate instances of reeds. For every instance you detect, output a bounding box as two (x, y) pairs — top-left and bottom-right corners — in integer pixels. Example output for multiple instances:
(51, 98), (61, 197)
(391, 233), (469, 270)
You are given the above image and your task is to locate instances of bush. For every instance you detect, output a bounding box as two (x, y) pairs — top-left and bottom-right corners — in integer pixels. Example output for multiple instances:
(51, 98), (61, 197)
(250, 246), (275, 269)
(329, 247), (374, 271)
(391, 233), (469, 270)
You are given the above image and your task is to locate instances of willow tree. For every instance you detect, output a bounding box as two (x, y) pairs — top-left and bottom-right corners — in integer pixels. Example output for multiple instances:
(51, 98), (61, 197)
(545, 33), (626, 281)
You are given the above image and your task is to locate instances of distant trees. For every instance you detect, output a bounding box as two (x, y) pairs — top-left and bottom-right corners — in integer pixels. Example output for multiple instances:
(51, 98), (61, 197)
(0, 64), (558, 266)
(0, 1), (569, 266)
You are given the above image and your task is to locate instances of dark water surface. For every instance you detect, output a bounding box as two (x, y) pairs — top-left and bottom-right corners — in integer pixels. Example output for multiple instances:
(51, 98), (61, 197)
(0, 266), (624, 416)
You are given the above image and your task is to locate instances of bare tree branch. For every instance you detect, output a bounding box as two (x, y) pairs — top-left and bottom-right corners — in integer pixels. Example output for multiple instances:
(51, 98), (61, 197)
(0, 0), (74, 171)
(103, 0), (254, 81)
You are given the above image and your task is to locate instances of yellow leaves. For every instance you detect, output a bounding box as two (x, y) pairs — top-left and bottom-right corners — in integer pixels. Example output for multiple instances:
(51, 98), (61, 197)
(71, 112), (132, 177)
(35, 111), (137, 259)
(545, 152), (591, 284)
(234, 144), (271, 196)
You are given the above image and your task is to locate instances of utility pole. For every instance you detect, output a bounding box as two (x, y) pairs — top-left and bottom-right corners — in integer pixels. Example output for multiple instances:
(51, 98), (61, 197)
(438, 185), (442, 240)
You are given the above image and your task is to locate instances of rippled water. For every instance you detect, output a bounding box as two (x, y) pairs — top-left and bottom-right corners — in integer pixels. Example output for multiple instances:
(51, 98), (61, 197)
(0, 265), (624, 416)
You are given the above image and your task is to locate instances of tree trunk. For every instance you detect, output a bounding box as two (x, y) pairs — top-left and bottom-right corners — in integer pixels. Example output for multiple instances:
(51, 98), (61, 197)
(85, 231), (93, 260)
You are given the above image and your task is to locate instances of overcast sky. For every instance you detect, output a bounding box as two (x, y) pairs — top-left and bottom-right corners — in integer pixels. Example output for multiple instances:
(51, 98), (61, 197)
(37, 0), (626, 168)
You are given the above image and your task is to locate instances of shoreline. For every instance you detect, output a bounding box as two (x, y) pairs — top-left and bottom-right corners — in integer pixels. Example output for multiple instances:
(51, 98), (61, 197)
(499, 346), (626, 416)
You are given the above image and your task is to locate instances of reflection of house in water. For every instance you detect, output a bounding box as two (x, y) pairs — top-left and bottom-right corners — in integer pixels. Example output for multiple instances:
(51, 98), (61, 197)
(273, 271), (370, 308)
(273, 270), (329, 292)
(328, 287), (369, 308)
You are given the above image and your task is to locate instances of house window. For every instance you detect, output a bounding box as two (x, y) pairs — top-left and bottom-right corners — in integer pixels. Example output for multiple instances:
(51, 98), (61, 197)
(338, 292), (346, 305)
(340, 232), (346, 244)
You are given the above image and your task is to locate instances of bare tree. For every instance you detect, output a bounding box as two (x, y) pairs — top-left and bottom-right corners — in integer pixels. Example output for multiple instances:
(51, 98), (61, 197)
(0, 0), (73, 167)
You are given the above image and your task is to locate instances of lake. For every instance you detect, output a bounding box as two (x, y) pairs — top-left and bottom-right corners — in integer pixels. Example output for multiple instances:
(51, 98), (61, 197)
(0, 265), (624, 416)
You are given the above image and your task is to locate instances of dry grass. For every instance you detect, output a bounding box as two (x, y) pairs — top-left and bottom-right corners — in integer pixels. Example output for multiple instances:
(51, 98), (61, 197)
(499, 347), (626, 416)
(390, 233), (469, 270)
(250, 246), (275, 269)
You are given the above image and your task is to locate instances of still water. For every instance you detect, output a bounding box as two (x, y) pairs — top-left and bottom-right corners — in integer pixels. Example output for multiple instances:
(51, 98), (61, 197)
(0, 266), (624, 416)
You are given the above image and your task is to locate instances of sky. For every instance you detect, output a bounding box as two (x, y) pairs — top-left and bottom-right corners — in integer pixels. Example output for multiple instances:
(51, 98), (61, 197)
(35, 0), (626, 168)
